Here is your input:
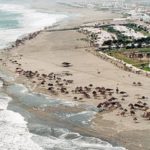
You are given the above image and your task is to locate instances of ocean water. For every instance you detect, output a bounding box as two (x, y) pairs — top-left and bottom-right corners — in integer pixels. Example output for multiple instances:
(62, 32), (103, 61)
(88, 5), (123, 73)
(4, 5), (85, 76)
(0, 78), (126, 150)
(0, 2), (67, 49)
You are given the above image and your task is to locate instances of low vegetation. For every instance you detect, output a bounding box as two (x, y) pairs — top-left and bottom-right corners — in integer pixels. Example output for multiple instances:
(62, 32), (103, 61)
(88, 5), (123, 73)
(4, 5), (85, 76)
(107, 48), (150, 71)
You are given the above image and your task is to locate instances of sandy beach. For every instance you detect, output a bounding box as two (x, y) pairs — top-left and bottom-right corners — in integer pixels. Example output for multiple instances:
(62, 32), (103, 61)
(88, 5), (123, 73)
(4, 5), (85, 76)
(0, 5), (150, 150)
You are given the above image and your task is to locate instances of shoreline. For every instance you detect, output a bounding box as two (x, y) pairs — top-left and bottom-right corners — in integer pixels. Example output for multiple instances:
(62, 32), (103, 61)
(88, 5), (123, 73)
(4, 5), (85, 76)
(2, 14), (149, 78)
(1, 67), (125, 149)
(0, 7), (150, 150)
(1, 13), (70, 52)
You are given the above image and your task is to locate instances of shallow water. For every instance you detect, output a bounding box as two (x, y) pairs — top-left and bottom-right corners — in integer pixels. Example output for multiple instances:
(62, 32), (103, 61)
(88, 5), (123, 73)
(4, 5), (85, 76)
(0, 70), (127, 150)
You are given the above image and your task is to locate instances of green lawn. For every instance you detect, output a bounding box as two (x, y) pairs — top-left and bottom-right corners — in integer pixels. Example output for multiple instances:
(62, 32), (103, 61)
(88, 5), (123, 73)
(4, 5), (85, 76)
(107, 47), (150, 53)
(109, 52), (141, 64)
(108, 51), (150, 72)
(143, 65), (150, 71)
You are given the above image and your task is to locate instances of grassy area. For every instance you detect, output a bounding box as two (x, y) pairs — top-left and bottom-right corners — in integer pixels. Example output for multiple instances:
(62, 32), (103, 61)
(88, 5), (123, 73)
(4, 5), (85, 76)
(109, 47), (150, 53)
(143, 65), (150, 71)
(108, 51), (150, 72)
(138, 47), (150, 53)
(109, 52), (140, 64)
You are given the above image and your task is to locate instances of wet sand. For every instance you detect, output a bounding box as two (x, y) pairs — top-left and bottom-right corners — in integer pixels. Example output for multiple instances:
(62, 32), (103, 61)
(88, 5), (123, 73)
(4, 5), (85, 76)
(0, 6), (150, 150)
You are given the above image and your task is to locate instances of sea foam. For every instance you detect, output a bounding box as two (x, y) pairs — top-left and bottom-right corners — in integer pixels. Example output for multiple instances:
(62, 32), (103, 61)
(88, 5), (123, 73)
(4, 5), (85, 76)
(0, 3), (67, 49)
(32, 128), (127, 150)
(0, 94), (43, 150)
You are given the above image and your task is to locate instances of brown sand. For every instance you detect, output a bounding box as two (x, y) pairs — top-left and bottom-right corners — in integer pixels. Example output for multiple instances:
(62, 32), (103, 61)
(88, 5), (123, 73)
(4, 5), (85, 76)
(0, 7), (150, 150)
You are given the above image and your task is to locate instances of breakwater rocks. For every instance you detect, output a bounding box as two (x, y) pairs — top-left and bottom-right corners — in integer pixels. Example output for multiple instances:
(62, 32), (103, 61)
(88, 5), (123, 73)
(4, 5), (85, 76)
(3, 31), (42, 51)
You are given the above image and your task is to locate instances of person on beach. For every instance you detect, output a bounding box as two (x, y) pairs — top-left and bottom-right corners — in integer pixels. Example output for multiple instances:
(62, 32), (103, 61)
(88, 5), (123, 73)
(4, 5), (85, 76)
(116, 87), (119, 94)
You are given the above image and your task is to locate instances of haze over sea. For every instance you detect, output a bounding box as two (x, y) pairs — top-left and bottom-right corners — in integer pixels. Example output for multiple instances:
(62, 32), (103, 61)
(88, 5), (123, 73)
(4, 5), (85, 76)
(0, 0), (128, 150)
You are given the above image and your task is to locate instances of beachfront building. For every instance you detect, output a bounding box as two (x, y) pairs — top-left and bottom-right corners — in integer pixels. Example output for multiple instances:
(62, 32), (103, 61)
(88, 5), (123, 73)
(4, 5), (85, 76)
(79, 18), (150, 53)
(113, 25), (146, 39)
(79, 27), (117, 50)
